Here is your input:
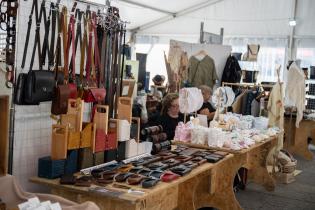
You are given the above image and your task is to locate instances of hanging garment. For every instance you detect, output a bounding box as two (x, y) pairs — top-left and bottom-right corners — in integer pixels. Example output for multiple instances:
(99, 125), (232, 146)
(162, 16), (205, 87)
(268, 82), (284, 127)
(168, 44), (184, 73)
(244, 91), (259, 115)
(188, 55), (218, 88)
(221, 55), (241, 89)
(267, 82), (285, 161)
(241, 91), (249, 115)
(232, 91), (247, 114)
(251, 99), (260, 117)
(178, 51), (189, 83)
(285, 62), (305, 127)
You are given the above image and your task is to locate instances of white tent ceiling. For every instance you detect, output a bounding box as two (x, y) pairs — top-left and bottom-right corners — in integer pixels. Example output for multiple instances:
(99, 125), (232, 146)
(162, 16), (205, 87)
(91, 0), (315, 38)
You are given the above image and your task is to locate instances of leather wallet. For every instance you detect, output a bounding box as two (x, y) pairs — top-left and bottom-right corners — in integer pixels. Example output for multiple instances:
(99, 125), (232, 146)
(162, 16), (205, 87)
(162, 158), (181, 168)
(205, 155), (221, 163)
(116, 164), (134, 173)
(60, 174), (76, 185)
(161, 171), (180, 182)
(114, 172), (134, 182)
(146, 162), (168, 170)
(157, 151), (177, 160)
(141, 177), (160, 188)
(137, 168), (152, 177)
(129, 166), (144, 174)
(170, 165), (192, 176)
(126, 174), (145, 185)
(190, 156), (207, 165)
(149, 170), (164, 179)
(173, 155), (192, 163)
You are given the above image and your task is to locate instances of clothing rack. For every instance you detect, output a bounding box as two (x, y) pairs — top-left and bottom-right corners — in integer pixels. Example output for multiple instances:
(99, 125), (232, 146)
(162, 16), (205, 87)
(222, 82), (274, 89)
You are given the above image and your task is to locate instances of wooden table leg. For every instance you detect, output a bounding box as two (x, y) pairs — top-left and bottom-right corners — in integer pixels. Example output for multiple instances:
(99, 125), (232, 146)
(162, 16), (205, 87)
(192, 155), (245, 210)
(246, 140), (277, 191)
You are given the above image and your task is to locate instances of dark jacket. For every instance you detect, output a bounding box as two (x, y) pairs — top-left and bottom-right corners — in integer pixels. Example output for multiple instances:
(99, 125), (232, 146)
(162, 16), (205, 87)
(221, 56), (241, 87)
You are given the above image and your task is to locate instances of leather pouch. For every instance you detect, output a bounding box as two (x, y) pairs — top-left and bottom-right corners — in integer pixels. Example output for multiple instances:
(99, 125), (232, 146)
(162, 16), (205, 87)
(60, 174), (76, 185)
(126, 174), (145, 185)
(51, 84), (71, 115)
(205, 154), (221, 163)
(170, 165), (192, 176)
(114, 172), (133, 182)
(141, 177), (159, 188)
(84, 87), (106, 103)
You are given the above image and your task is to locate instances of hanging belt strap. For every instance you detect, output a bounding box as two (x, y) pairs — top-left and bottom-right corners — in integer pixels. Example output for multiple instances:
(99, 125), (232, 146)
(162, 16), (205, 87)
(55, 3), (62, 80)
(80, 13), (87, 83)
(69, 9), (82, 72)
(85, 13), (92, 82)
(41, 2), (52, 68)
(100, 27), (107, 88)
(29, 0), (46, 71)
(92, 12), (100, 86)
(21, 0), (37, 68)
(67, 15), (76, 81)
(48, 3), (57, 68)
(61, 6), (68, 82)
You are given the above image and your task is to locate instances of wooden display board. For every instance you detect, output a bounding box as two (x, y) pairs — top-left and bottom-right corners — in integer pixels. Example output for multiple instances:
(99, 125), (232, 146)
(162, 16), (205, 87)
(0, 95), (9, 176)
(284, 118), (315, 160)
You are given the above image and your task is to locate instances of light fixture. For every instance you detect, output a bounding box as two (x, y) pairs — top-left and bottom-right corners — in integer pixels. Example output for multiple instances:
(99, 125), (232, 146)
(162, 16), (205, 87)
(289, 19), (297, 26)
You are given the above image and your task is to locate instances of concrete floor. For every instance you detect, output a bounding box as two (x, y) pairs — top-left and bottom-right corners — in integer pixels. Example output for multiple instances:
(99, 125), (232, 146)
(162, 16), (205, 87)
(236, 150), (315, 210)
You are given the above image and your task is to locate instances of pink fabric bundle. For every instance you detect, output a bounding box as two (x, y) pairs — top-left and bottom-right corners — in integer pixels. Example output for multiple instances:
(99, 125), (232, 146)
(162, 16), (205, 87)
(174, 122), (192, 142)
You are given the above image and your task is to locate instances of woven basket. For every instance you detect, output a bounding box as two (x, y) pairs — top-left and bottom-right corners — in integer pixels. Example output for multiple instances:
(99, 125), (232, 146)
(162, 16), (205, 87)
(277, 149), (297, 174)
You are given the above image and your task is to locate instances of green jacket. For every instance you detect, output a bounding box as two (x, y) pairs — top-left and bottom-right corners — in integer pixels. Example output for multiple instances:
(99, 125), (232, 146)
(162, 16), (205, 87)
(188, 55), (218, 88)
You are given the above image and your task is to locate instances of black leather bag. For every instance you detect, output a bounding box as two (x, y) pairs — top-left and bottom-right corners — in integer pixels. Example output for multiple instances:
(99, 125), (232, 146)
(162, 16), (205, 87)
(14, 73), (39, 105)
(24, 70), (63, 104)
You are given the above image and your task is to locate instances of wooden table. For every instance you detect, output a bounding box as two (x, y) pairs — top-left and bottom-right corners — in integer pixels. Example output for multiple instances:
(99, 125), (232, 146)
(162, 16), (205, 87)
(30, 153), (244, 210)
(284, 118), (315, 160)
(174, 136), (278, 192)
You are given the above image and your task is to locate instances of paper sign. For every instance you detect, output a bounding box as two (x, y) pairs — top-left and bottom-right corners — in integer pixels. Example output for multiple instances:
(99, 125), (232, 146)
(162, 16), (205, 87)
(122, 86), (129, 96)
(197, 114), (208, 127)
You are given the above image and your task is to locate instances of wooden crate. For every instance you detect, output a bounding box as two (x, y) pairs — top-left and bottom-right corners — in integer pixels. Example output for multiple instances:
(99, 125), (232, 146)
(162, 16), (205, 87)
(117, 97), (132, 123)
(51, 125), (69, 160)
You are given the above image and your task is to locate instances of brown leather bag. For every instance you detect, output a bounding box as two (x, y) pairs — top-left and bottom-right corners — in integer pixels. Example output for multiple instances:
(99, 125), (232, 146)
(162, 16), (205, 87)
(51, 84), (71, 115)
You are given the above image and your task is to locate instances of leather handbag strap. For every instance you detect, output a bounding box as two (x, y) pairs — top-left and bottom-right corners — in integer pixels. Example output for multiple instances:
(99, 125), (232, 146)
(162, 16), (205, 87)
(80, 13), (87, 83)
(61, 6), (68, 81)
(21, 0), (37, 69)
(69, 9), (82, 73)
(85, 14), (92, 81)
(41, 2), (52, 68)
(49, 2), (57, 68)
(92, 12), (100, 85)
(67, 3), (77, 81)
(99, 29), (107, 87)
(68, 15), (76, 80)
(29, 0), (46, 71)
